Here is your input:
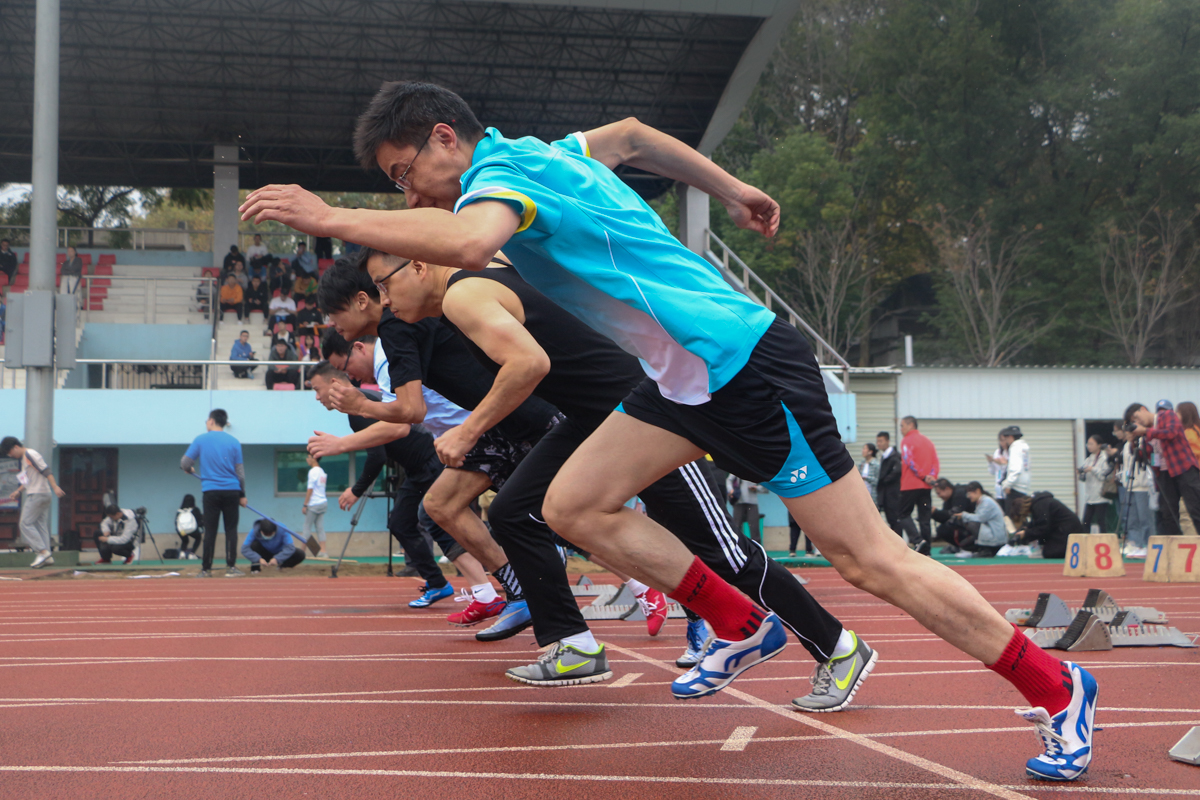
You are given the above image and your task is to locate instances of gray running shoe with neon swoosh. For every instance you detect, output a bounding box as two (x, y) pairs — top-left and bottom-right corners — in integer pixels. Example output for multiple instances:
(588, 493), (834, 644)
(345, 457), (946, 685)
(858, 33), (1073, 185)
(790, 631), (877, 712)
(505, 641), (613, 687)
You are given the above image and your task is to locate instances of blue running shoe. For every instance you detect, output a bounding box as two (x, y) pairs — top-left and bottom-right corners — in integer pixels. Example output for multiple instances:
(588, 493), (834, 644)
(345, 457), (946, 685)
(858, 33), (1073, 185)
(408, 582), (454, 608)
(671, 613), (787, 699)
(1017, 661), (1098, 781)
(475, 599), (533, 642)
(676, 618), (711, 668)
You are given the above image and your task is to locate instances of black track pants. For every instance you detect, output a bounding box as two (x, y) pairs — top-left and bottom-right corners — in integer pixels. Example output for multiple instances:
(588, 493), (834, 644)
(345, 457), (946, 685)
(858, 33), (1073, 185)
(388, 464), (461, 589)
(201, 490), (241, 571)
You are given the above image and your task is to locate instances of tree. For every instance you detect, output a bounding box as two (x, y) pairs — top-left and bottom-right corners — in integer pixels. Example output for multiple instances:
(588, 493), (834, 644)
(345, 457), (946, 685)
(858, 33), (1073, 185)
(1097, 207), (1199, 365)
(57, 185), (139, 246)
(927, 209), (1055, 366)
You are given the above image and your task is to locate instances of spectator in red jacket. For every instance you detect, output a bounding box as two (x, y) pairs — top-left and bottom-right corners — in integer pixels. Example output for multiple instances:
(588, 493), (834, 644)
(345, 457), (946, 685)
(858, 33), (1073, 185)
(898, 415), (939, 555)
(1126, 400), (1200, 536)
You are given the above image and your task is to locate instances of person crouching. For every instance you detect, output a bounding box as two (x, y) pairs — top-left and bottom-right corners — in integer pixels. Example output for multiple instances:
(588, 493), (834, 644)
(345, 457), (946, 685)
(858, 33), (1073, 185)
(96, 505), (139, 564)
(241, 519), (305, 573)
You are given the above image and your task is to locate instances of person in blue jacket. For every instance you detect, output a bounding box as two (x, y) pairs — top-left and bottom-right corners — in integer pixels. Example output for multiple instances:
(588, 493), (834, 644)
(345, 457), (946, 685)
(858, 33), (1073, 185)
(241, 519), (305, 572)
(181, 408), (247, 578)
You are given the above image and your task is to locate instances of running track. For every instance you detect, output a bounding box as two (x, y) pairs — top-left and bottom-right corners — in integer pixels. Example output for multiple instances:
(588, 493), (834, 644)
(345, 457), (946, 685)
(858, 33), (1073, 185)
(1, 563), (1197, 799)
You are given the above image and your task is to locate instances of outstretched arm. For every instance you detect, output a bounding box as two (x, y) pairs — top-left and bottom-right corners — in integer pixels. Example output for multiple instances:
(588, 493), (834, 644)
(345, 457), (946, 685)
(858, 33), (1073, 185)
(582, 117), (780, 238)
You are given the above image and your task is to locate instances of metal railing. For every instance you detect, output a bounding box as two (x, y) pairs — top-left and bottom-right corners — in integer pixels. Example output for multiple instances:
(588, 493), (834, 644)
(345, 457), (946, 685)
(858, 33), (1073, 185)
(0, 225), (321, 254)
(0, 357), (322, 392)
(703, 229), (851, 389)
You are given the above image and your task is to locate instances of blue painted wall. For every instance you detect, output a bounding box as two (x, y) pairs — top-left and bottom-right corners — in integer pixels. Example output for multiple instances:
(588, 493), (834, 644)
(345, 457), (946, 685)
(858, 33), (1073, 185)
(76, 324), (212, 360)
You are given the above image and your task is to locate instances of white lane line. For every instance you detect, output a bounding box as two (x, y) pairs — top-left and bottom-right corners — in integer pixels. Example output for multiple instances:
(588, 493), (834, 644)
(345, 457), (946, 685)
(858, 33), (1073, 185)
(860, 704), (1200, 714)
(0, 696), (748, 709)
(719, 726), (757, 752)
(606, 643), (1035, 800)
(609, 672), (642, 688)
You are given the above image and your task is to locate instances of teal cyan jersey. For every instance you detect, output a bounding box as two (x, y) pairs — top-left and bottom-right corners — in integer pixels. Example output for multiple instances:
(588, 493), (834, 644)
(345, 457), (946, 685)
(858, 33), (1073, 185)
(454, 128), (774, 406)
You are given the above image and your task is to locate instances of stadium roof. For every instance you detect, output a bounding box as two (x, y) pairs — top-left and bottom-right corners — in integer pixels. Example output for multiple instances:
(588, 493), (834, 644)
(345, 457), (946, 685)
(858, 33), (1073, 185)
(0, 0), (798, 193)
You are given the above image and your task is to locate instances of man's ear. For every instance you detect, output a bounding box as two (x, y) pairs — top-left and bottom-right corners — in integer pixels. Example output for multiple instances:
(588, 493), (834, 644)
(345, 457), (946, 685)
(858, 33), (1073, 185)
(410, 260), (429, 279)
(354, 291), (370, 311)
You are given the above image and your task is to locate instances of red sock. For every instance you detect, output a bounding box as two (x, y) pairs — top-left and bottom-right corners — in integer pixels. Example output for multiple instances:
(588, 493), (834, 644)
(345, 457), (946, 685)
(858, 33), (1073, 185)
(667, 556), (765, 641)
(987, 625), (1073, 714)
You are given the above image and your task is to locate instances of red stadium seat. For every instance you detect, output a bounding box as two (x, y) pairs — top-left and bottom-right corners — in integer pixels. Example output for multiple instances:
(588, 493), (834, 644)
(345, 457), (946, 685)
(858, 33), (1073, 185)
(97, 254), (116, 267)
(201, 267), (220, 279)
(272, 383), (296, 391)
(317, 258), (334, 275)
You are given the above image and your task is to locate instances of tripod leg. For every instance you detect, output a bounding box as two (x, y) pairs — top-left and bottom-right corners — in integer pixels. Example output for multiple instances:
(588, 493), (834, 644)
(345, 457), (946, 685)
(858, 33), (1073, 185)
(332, 494), (369, 578)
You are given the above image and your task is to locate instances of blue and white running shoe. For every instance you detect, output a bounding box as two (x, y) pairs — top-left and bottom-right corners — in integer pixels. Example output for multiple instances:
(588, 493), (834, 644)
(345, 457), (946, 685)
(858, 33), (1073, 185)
(408, 582), (455, 608)
(1017, 661), (1098, 781)
(671, 612), (787, 699)
(676, 618), (711, 668)
(475, 599), (533, 642)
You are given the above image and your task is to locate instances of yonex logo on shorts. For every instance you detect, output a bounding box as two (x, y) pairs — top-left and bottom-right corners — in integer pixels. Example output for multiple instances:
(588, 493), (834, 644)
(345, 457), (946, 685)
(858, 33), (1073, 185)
(790, 467), (808, 484)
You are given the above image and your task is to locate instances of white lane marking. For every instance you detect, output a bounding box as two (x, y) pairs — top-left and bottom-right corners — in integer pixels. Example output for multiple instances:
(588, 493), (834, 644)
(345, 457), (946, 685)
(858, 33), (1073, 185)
(720, 726), (757, 752)
(609, 672), (642, 688)
(0, 696), (747, 709)
(607, 644), (1035, 800)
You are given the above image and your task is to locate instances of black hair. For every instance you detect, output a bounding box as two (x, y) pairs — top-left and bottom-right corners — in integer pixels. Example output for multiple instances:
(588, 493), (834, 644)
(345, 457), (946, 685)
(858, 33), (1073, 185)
(876, 431), (890, 441)
(1123, 402), (1146, 424)
(317, 256), (378, 313)
(240, 330), (249, 336)
(181, 493), (196, 508)
(296, 241), (306, 249)
(965, 481), (986, 494)
(933, 478), (953, 491)
(258, 519), (277, 536)
(902, 415), (918, 428)
(0, 436), (21, 456)
(353, 81), (485, 171)
(209, 408), (229, 428)
(1, 238), (9, 244)
(105, 504), (122, 517)
(230, 245), (239, 252)
(320, 327), (352, 358)
(308, 360), (349, 383)
(308, 453), (321, 464)
(863, 442), (878, 456)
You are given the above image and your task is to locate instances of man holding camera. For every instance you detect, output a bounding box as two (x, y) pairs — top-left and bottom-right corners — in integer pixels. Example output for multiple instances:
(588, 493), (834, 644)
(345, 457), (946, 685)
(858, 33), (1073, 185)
(96, 505), (139, 564)
(1124, 400), (1200, 537)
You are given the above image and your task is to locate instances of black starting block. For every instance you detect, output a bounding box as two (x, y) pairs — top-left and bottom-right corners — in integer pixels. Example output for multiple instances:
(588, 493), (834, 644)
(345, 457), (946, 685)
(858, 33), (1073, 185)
(1024, 609), (1197, 651)
(1006, 588), (1167, 627)
(1170, 727), (1200, 765)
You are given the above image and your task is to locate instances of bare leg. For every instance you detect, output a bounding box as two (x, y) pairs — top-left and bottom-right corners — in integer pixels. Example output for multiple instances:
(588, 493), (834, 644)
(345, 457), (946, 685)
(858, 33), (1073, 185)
(587, 554), (629, 583)
(543, 413), (706, 591)
(784, 470), (1012, 664)
(423, 469), (508, 572)
(450, 551), (491, 588)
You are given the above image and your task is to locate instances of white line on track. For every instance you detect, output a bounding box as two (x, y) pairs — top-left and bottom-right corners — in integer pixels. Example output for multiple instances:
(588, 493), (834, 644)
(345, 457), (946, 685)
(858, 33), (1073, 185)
(720, 726), (757, 751)
(608, 672), (642, 688)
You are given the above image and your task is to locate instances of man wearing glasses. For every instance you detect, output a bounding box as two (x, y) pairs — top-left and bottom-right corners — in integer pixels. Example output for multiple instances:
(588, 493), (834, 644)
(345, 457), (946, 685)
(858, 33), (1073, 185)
(241, 82), (1098, 780)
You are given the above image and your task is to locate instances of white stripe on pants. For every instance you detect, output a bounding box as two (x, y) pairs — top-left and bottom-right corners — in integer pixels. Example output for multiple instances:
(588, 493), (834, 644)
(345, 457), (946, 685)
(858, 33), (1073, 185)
(19, 492), (52, 552)
(304, 503), (327, 543)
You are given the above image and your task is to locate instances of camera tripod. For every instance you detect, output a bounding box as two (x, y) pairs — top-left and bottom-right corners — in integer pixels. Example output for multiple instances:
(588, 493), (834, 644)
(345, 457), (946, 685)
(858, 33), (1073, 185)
(331, 462), (398, 578)
(132, 508), (164, 565)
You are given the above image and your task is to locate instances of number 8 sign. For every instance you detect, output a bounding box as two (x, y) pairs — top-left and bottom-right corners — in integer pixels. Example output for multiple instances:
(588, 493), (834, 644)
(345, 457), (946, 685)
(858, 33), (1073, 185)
(1063, 533), (1125, 578)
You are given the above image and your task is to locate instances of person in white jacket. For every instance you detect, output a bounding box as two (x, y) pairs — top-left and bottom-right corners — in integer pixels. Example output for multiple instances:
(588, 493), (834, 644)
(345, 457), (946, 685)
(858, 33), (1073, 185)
(999, 426), (1031, 507)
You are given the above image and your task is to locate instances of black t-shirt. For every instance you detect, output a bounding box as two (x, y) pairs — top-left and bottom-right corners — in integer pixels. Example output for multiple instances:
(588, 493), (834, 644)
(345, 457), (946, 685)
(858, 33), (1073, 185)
(375, 310), (558, 443)
(440, 266), (645, 430)
(0, 250), (16, 273)
(347, 390), (442, 492)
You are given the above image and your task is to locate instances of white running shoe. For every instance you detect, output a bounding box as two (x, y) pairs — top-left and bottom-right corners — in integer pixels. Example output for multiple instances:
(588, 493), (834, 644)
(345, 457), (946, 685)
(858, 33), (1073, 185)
(30, 551), (53, 569)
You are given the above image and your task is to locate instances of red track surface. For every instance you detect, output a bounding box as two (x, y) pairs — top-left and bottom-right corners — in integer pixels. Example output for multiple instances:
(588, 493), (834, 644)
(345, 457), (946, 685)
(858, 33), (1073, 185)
(0, 563), (1197, 799)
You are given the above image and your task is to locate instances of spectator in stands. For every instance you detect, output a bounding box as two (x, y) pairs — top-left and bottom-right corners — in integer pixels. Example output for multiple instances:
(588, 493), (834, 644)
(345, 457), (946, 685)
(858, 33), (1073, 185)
(296, 295), (324, 335)
(859, 443), (879, 505)
(1126, 400), (1200, 536)
(230, 261), (249, 290)
(60, 245), (84, 294)
(219, 274), (244, 321)
(95, 504), (139, 564)
(986, 433), (1009, 507)
(175, 493), (203, 558)
(0, 287), (6, 341)
(998, 425), (1030, 508)
(1078, 434), (1112, 529)
(244, 275), (269, 318)
(241, 519), (306, 573)
(293, 272), (317, 299)
(1117, 427), (1155, 558)
(230, 330), (257, 379)
(265, 339), (300, 390)
(269, 289), (297, 329)
(267, 258), (292, 296)
(875, 431), (901, 528)
(1009, 492), (1086, 559)
(292, 241), (317, 279)
(222, 245), (246, 274)
(932, 478), (975, 549)
(296, 332), (319, 362)
(0, 239), (16, 285)
(246, 234), (272, 279)
(2, 435), (67, 568)
(951, 482), (1007, 558)
(270, 320), (296, 350)
(898, 415), (939, 555)
(726, 473), (765, 543)
(314, 236), (333, 260)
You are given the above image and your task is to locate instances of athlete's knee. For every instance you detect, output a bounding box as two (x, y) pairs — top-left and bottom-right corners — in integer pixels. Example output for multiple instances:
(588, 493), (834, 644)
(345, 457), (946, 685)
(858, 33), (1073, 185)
(542, 482), (594, 540)
(421, 488), (454, 528)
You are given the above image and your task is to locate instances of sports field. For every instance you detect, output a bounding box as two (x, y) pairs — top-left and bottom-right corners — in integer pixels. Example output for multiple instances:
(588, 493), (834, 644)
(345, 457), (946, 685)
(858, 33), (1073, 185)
(1, 562), (1196, 799)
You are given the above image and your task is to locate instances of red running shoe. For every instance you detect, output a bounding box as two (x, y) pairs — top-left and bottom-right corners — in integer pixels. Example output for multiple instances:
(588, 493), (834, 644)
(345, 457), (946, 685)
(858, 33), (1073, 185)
(637, 588), (668, 637)
(446, 589), (507, 627)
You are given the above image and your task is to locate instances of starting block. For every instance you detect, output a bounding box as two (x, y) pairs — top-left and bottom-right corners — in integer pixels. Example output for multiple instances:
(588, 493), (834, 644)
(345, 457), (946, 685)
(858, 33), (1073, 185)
(1005, 588), (1167, 627)
(580, 581), (686, 621)
(1024, 609), (1197, 651)
(571, 574), (609, 596)
(1063, 533), (1125, 578)
(1143, 536), (1200, 583)
(1170, 726), (1200, 765)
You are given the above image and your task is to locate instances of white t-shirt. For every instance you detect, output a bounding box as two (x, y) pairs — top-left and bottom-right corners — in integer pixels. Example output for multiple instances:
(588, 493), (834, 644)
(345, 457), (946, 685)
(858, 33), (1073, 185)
(246, 243), (269, 259)
(269, 296), (297, 314)
(307, 466), (327, 506)
(20, 449), (51, 495)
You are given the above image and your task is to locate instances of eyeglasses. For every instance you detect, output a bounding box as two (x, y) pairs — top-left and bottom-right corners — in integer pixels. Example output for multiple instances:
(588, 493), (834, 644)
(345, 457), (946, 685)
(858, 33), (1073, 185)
(393, 134), (431, 191)
(373, 259), (412, 294)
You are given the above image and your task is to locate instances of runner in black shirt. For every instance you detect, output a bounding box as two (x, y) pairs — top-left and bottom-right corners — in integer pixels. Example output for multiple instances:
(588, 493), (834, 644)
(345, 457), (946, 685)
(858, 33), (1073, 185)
(306, 364), (506, 619)
(365, 253), (874, 706)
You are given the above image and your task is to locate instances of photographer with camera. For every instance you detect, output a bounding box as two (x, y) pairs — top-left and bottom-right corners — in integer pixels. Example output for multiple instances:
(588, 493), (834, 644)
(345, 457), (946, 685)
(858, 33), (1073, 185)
(1124, 401), (1200, 537)
(95, 505), (140, 564)
(931, 478), (975, 553)
(240, 519), (305, 573)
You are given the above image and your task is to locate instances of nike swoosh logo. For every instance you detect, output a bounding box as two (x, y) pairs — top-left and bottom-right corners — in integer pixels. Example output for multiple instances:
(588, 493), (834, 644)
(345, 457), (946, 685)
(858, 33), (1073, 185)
(834, 656), (859, 691)
(556, 659), (592, 675)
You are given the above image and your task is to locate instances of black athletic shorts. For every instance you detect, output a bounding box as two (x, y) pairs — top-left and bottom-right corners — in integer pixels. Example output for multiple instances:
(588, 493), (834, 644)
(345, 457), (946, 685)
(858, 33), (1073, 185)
(458, 414), (564, 490)
(619, 319), (854, 499)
